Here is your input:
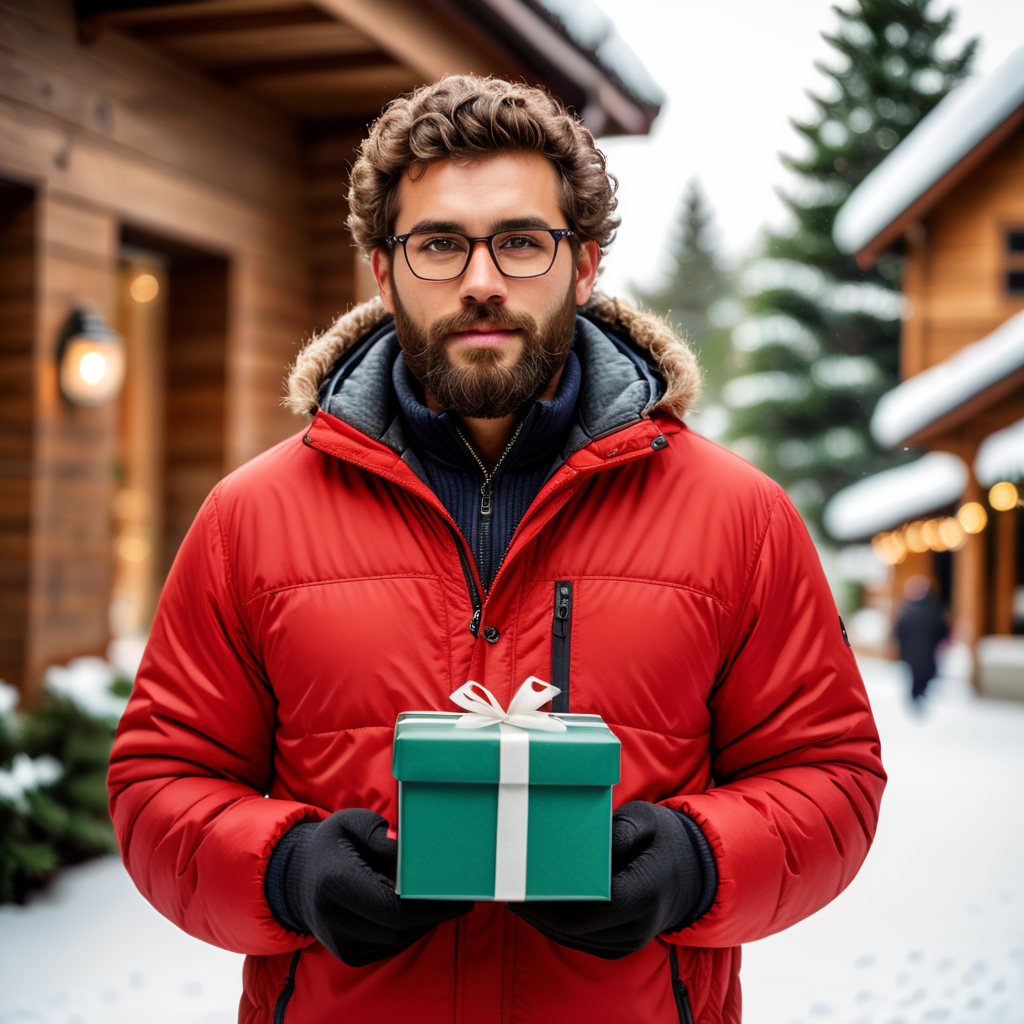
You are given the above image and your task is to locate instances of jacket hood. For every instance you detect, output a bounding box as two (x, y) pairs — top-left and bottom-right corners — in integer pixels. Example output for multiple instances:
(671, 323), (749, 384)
(284, 293), (702, 420)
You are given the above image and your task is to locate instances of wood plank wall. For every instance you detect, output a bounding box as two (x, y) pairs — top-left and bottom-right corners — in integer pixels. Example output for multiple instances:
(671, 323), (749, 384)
(902, 125), (1024, 377)
(0, 182), (36, 692)
(306, 131), (365, 335)
(28, 194), (120, 697)
(0, 0), (314, 696)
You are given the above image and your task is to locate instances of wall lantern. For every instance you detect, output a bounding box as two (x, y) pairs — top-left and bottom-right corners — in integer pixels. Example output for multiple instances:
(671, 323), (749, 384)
(57, 307), (126, 406)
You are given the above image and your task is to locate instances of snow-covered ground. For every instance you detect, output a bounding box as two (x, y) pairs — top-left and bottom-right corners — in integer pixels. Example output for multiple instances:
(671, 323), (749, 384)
(1, 653), (1022, 1024)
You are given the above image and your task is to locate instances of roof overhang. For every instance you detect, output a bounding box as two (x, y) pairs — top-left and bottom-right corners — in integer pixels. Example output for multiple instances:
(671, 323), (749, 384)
(975, 416), (1024, 486)
(871, 309), (1024, 448)
(823, 451), (967, 542)
(75, 0), (662, 135)
(833, 41), (1024, 269)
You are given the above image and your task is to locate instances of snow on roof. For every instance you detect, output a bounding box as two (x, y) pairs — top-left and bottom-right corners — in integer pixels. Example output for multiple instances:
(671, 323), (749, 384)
(823, 451), (967, 541)
(975, 415), (1024, 486)
(834, 41), (1024, 256)
(871, 308), (1024, 447)
(534, 0), (665, 108)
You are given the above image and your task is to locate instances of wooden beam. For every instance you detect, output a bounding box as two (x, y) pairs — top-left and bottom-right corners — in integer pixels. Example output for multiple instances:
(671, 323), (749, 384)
(308, 0), (496, 81)
(80, 0), (311, 30)
(215, 49), (395, 83)
(156, 23), (377, 68)
(127, 7), (331, 38)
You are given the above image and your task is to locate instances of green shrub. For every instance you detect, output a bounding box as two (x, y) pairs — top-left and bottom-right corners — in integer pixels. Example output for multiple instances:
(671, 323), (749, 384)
(0, 664), (126, 904)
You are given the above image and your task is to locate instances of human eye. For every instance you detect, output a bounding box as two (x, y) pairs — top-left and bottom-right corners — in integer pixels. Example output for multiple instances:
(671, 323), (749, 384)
(497, 233), (543, 251)
(414, 234), (467, 255)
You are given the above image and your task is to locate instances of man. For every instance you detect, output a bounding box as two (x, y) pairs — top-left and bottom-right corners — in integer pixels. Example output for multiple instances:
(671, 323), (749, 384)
(894, 575), (949, 702)
(109, 77), (885, 1023)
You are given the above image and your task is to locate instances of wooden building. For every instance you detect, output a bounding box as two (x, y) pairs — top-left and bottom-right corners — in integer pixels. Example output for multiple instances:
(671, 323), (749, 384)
(0, 0), (661, 699)
(830, 42), (1024, 690)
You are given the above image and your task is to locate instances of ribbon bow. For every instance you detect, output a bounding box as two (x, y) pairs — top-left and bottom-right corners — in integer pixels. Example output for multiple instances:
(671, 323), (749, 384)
(449, 677), (566, 732)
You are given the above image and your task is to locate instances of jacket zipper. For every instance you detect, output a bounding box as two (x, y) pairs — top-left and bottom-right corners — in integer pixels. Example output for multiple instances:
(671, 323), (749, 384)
(550, 581), (573, 713)
(446, 522), (483, 636)
(272, 949), (302, 1024)
(453, 419), (525, 589)
(668, 946), (695, 1024)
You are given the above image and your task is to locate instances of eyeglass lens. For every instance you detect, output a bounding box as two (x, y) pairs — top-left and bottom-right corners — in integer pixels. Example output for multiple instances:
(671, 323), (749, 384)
(403, 231), (560, 280)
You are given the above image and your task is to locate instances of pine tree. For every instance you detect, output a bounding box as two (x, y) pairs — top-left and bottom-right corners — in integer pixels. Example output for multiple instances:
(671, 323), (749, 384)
(634, 181), (737, 437)
(724, 0), (976, 523)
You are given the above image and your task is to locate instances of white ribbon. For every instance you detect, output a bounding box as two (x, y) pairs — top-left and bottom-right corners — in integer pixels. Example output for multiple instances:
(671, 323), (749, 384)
(447, 678), (564, 900)
(448, 677), (567, 732)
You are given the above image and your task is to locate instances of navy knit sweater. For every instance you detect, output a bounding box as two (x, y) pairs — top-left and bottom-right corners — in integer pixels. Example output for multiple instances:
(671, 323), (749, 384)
(392, 351), (581, 591)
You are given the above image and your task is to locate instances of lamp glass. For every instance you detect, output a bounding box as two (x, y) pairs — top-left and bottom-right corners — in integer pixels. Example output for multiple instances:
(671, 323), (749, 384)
(59, 336), (126, 406)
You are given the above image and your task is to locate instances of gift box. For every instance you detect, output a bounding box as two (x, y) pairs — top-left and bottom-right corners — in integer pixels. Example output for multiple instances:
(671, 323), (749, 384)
(392, 679), (621, 901)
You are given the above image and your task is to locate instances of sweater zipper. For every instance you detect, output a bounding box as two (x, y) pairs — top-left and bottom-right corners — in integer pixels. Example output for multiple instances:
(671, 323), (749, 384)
(550, 581), (573, 713)
(453, 420), (525, 589)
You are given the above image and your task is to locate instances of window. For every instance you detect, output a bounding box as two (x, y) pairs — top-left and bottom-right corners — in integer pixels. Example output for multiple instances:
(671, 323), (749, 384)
(1007, 228), (1024, 296)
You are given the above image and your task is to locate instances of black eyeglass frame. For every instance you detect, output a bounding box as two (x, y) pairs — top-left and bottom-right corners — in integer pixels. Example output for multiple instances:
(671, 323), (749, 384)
(385, 228), (575, 282)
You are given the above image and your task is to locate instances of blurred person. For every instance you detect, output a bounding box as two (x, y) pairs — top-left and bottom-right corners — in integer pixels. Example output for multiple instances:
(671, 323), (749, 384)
(108, 77), (885, 1023)
(894, 575), (949, 702)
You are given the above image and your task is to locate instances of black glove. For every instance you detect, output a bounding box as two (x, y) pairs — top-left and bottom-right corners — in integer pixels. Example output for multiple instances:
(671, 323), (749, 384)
(509, 801), (714, 960)
(264, 808), (473, 967)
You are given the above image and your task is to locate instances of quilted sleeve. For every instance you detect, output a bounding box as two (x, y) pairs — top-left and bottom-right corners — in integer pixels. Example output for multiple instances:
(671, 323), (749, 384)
(107, 488), (326, 955)
(661, 490), (886, 947)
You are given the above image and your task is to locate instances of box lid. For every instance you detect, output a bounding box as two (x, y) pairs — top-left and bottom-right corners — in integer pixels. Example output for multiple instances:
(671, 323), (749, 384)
(392, 712), (620, 786)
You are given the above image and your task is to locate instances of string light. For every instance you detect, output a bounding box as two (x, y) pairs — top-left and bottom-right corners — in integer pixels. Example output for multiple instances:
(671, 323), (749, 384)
(872, 513), (971, 564)
(989, 481), (1019, 511)
(957, 502), (987, 535)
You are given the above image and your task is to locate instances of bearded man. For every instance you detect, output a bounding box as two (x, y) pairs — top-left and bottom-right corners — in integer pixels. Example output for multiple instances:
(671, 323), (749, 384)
(109, 77), (885, 1023)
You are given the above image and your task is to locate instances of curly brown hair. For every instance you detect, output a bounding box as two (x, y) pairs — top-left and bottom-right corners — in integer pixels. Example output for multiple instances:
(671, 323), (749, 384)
(347, 76), (619, 258)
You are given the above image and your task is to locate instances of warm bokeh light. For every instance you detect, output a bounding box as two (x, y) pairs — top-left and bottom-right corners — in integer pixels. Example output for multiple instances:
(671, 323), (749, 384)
(989, 481), (1019, 512)
(59, 337), (125, 405)
(79, 351), (107, 385)
(130, 273), (160, 303)
(937, 517), (966, 550)
(956, 502), (988, 535)
(873, 516), (968, 563)
(920, 518), (944, 551)
(904, 520), (928, 553)
(871, 530), (907, 565)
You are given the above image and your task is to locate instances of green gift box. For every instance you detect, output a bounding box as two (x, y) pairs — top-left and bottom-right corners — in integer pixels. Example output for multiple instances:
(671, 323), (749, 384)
(392, 680), (621, 901)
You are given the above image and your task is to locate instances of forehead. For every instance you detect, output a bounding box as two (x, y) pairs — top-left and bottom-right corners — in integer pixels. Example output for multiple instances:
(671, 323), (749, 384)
(393, 151), (563, 232)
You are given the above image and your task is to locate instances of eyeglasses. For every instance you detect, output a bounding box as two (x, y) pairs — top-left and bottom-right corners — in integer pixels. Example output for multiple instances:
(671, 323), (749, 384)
(386, 228), (574, 281)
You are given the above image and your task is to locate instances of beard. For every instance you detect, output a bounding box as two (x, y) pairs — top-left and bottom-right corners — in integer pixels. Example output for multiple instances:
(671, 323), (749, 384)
(392, 283), (578, 419)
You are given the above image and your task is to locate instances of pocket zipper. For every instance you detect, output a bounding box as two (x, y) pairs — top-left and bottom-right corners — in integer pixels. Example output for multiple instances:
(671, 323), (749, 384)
(669, 946), (695, 1024)
(273, 949), (302, 1024)
(551, 581), (572, 713)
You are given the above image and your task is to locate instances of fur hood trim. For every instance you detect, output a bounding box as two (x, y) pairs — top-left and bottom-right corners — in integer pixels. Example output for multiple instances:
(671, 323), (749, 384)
(284, 292), (702, 420)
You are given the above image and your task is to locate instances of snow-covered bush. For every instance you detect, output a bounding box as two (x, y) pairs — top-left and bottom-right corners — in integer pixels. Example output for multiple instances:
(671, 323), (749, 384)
(0, 656), (132, 904)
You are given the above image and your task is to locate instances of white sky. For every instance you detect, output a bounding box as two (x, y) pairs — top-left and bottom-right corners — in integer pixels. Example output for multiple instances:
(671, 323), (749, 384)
(593, 0), (1024, 299)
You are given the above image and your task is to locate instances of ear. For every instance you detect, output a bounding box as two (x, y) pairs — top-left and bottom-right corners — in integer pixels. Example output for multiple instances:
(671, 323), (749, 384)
(371, 248), (396, 314)
(574, 239), (601, 306)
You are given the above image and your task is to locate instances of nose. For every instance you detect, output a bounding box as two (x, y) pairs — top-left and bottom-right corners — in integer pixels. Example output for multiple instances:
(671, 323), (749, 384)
(458, 240), (508, 305)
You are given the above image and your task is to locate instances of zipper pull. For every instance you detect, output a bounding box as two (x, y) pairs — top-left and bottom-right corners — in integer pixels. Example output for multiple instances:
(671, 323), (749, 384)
(480, 482), (492, 517)
(469, 607), (482, 637)
(552, 582), (571, 638)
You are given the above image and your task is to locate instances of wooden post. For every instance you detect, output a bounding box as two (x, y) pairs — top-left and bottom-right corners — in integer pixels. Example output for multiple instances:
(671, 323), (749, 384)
(992, 507), (1017, 635)
(951, 471), (987, 684)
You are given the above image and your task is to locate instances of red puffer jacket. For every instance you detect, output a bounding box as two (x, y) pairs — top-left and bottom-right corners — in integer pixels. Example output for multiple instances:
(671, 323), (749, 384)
(109, 294), (885, 1024)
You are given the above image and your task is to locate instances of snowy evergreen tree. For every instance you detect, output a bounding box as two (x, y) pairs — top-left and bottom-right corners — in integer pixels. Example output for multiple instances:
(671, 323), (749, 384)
(634, 181), (737, 437)
(724, 0), (976, 522)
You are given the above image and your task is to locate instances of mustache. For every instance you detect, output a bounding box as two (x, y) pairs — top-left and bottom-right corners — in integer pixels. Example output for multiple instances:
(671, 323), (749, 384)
(428, 303), (537, 343)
